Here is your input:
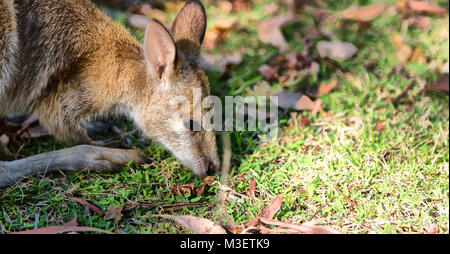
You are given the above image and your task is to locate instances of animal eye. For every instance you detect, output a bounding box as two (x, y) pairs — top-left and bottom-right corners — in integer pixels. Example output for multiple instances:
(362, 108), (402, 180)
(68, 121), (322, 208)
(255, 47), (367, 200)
(184, 119), (200, 132)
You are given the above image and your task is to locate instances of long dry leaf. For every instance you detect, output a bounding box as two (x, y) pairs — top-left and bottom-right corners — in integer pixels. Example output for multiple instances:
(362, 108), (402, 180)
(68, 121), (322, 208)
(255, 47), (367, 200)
(423, 74), (449, 93)
(259, 218), (342, 234)
(245, 194), (283, 227)
(154, 215), (227, 234)
(249, 179), (256, 200)
(339, 3), (386, 22)
(9, 215), (111, 234)
(407, 0), (447, 16)
(71, 197), (104, 216)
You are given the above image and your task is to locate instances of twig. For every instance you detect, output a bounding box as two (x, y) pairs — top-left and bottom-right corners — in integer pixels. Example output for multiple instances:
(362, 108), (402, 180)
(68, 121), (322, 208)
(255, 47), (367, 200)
(391, 80), (416, 106)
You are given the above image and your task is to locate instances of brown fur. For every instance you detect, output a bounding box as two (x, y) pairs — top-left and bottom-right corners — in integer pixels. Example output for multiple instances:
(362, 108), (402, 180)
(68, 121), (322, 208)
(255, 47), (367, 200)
(0, 0), (220, 186)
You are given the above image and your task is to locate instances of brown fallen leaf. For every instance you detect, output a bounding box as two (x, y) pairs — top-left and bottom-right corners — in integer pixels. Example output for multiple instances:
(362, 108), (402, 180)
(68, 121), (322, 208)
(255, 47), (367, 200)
(409, 15), (431, 30)
(245, 194), (283, 227)
(9, 215), (111, 234)
(258, 12), (296, 52)
(249, 178), (256, 200)
(200, 53), (242, 74)
(230, 0), (252, 12)
(423, 74), (449, 93)
(164, 1), (186, 12)
(374, 120), (386, 133)
(300, 114), (312, 128)
(171, 184), (195, 196)
(276, 92), (323, 116)
(339, 3), (386, 22)
(259, 218), (342, 234)
(104, 205), (124, 233)
(153, 215), (227, 234)
(409, 48), (426, 63)
(138, 4), (167, 23)
(71, 197), (104, 216)
(195, 176), (216, 196)
(203, 20), (238, 50)
(318, 80), (338, 96)
(258, 64), (279, 82)
(317, 41), (358, 61)
(259, 224), (300, 234)
(391, 33), (413, 63)
(407, 0), (447, 16)
(219, 0), (233, 13)
(425, 223), (439, 234)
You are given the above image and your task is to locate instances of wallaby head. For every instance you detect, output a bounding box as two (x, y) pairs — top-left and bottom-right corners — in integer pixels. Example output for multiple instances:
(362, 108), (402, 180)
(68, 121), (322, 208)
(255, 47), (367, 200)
(131, 0), (220, 176)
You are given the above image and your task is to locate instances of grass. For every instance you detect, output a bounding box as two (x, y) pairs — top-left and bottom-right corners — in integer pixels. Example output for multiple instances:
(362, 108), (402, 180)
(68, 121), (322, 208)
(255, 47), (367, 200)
(0, 0), (448, 234)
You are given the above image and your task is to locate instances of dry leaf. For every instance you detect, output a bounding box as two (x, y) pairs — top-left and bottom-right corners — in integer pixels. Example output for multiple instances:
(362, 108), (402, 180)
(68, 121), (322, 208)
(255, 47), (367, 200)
(318, 80), (338, 96)
(247, 81), (282, 97)
(409, 48), (426, 63)
(138, 4), (167, 23)
(258, 64), (279, 81)
(258, 13), (296, 52)
(104, 205), (124, 233)
(9, 215), (111, 234)
(423, 74), (449, 93)
(374, 120), (386, 133)
(203, 20), (237, 50)
(407, 0), (447, 16)
(263, 3), (279, 16)
(425, 223), (439, 234)
(164, 1), (186, 12)
(171, 184), (195, 195)
(245, 194), (283, 227)
(154, 215), (227, 234)
(300, 114), (312, 128)
(317, 41), (358, 61)
(219, 0), (233, 13)
(276, 92), (323, 116)
(128, 14), (150, 30)
(231, 0), (252, 12)
(391, 33), (413, 63)
(71, 197), (104, 216)
(409, 15), (431, 30)
(195, 176), (215, 196)
(249, 179), (255, 200)
(259, 218), (342, 234)
(201, 53), (242, 74)
(339, 3), (386, 22)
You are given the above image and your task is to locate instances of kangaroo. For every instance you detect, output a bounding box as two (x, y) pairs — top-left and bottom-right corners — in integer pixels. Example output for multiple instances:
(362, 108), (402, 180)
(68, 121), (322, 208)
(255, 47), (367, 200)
(0, 0), (220, 187)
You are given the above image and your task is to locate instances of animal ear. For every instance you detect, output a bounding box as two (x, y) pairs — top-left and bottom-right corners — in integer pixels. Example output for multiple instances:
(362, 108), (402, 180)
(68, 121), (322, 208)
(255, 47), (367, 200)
(144, 19), (177, 82)
(170, 0), (207, 56)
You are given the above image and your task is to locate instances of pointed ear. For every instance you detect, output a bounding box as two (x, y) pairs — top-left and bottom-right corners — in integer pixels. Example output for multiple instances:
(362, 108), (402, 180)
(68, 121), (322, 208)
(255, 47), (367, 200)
(144, 19), (177, 82)
(170, 0), (207, 56)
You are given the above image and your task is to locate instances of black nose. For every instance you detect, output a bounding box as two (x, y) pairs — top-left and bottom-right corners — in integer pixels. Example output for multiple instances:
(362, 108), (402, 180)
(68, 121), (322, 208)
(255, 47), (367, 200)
(207, 161), (220, 175)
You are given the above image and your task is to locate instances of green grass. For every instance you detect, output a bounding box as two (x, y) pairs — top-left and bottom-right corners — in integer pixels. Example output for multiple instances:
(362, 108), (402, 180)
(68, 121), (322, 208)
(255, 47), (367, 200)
(0, 0), (448, 234)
